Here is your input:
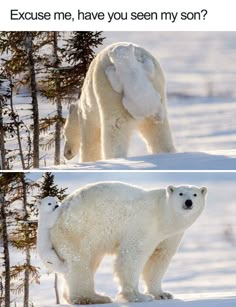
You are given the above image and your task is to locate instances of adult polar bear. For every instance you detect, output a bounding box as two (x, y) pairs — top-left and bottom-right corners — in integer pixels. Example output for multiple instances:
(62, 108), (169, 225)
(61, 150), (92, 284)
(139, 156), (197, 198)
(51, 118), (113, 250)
(64, 42), (176, 162)
(50, 182), (207, 304)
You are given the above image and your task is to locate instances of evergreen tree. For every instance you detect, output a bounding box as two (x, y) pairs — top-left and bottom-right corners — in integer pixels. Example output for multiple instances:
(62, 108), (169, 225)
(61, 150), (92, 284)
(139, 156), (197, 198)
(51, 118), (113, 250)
(0, 173), (39, 307)
(38, 172), (68, 201)
(25, 32), (40, 168)
(63, 31), (105, 97)
(0, 32), (41, 168)
(0, 75), (10, 169)
(39, 32), (67, 165)
(52, 32), (63, 165)
(0, 70), (32, 170)
(0, 186), (10, 307)
(0, 31), (105, 168)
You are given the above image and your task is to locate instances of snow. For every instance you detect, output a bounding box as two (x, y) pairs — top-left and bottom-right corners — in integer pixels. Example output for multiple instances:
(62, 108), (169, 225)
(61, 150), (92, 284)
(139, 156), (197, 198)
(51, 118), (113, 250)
(50, 150), (236, 170)
(3, 173), (236, 306)
(3, 32), (236, 169)
(45, 293), (236, 307)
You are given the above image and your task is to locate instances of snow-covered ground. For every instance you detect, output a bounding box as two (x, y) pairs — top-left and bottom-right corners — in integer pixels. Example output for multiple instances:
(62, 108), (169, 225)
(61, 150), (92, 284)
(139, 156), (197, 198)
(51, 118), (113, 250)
(53, 150), (236, 170)
(3, 32), (236, 169)
(5, 172), (236, 306)
(47, 294), (236, 307)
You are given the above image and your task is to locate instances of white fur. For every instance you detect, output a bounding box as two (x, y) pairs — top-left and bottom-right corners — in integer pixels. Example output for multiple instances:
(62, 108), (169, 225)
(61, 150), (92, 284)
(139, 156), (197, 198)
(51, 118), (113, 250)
(50, 182), (207, 304)
(106, 44), (165, 121)
(63, 103), (80, 160)
(37, 196), (67, 274)
(64, 42), (176, 162)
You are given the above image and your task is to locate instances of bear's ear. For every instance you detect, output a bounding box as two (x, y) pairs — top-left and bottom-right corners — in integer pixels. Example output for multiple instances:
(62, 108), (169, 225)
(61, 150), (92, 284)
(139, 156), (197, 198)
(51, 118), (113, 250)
(167, 185), (175, 195)
(200, 187), (208, 197)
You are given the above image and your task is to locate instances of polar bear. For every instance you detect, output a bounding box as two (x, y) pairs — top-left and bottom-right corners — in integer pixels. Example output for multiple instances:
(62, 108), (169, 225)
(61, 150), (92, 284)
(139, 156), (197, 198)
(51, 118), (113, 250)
(64, 42), (176, 162)
(50, 182), (207, 304)
(37, 196), (67, 274)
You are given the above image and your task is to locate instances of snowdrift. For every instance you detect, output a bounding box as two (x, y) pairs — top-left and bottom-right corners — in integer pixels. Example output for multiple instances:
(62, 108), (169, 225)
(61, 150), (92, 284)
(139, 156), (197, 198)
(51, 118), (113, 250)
(48, 150), (236, 170)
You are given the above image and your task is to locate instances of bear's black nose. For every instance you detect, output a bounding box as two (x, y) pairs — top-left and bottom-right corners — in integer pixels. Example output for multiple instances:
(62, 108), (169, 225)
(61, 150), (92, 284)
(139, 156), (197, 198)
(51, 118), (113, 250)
(55, 205), (59, 209)
(185, 199), (193, 208)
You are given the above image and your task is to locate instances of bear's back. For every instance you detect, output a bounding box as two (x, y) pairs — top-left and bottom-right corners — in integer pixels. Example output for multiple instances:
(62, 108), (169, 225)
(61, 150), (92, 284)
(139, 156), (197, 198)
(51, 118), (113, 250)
(62, 181), (148, 211)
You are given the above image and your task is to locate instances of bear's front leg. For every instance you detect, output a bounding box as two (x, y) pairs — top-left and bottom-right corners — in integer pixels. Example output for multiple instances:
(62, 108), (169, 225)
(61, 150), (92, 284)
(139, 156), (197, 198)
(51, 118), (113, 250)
(142, 232), (184, 300)
(114, 241), (154, 303)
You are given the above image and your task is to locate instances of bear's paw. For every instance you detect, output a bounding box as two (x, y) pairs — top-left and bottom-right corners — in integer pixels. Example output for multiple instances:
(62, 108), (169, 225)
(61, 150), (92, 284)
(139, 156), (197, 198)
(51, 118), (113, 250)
(154, 291), (173, 300)
(117, 290), (154, 302)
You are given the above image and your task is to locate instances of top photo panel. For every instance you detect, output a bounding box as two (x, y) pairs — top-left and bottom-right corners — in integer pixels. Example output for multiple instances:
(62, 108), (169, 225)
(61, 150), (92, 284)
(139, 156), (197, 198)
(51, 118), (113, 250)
(0, 31), (235, 170)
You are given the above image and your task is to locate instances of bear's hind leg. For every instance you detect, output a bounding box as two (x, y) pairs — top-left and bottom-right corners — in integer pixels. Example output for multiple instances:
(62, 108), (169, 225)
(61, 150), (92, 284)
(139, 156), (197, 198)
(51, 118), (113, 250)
(138, 118), (176, 154)
(142, 233), (183, 300)
(102, 116), (135, 160)
(79, 99), (102, 163)
(64, 255), (112, 304)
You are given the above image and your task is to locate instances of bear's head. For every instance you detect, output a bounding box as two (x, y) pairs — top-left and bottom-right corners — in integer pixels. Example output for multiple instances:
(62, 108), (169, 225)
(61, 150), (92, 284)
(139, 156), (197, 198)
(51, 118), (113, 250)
(39, 196), (60, 214)
(108, 43), (135, 64)
(167, 185), (207, 223)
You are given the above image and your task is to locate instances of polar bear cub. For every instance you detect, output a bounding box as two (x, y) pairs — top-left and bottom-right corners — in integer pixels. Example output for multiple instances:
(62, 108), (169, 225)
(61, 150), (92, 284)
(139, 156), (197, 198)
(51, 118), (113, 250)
(106, 43), (166, 122)
(50, 182), (207, 304)
(37, 196), (67, 274)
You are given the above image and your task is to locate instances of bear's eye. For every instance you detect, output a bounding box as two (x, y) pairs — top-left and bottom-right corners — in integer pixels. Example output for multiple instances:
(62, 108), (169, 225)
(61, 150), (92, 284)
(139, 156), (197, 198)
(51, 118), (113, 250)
(179, 193), (183, 196)
(193, 194), (197, 197)
(48, 203), (52, 206)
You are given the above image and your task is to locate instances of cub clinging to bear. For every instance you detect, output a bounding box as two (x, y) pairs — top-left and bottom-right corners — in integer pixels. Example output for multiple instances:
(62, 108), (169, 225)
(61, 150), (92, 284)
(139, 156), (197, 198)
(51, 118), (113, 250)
(106, 43), (166, 122)
(37, 196), (67, 274)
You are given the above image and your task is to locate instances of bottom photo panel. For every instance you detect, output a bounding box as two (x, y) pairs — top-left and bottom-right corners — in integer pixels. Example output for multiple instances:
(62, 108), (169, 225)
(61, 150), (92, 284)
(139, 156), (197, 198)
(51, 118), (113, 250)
(0, 172), (236, 306)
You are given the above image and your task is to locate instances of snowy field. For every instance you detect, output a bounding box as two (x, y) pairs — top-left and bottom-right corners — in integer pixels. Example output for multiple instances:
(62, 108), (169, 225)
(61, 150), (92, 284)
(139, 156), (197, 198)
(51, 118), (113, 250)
(54, 150), (236, 170)
(4, 32), (236, 170)
(5, 172), (236, 306)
